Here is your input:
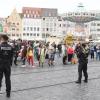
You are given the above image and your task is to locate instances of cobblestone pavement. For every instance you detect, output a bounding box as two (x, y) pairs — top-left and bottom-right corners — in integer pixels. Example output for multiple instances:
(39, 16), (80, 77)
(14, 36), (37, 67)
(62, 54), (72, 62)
(0, 57), (100, 100)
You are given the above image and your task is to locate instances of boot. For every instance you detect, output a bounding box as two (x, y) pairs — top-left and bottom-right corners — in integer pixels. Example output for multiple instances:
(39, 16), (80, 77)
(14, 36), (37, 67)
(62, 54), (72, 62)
(84, 79), (88, 83)
(75, 80), (81, 84)
(6, 92), (10, 98)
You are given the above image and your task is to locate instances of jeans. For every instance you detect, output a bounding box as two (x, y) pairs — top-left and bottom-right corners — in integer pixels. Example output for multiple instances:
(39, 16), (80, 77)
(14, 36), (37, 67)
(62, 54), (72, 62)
(78, 62), (88, 81)
(96, 52), (100, 60)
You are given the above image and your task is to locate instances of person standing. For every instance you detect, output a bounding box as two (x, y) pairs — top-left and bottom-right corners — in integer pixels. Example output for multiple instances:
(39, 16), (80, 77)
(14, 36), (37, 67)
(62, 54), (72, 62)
(67, 46), (74, 62)
(0, 35), (13, 98)
(21, 46), (27, 67)
(76, 43), (89, 84)
(13, 42), (19, 66)
(27, 46), (35, 67)
(57, 44), (62, 57)
(90, 45), (94, 60)
(48, 45), (55, 66)
(40, 45), (46, 67)
(62, 44), (67, 65)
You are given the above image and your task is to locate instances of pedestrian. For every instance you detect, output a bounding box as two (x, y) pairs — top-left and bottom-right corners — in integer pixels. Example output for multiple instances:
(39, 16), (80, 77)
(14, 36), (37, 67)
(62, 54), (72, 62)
(76, 43), (89, 84)
(57, 43), (62, 57)
(21, 46), (27, 67)
(96, 46), (100, 61)
(0, 35), (13, 98)
(40, 45), (46, 67)
(13, 42), (19, 66)
(67, 45), (74, 62)
(62, 44), (67, 65)
(27, 46), (35, 67)
(90, 45), (94, 60)
(37, 44), (41, 67)
(48, 45), (55, 66)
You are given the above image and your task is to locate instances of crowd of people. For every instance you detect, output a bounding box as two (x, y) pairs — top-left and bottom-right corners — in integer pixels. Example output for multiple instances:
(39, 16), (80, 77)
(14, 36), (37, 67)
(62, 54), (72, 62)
(90, 45), (100, 60)
(10, 40), (75, 68)
(9, 39), (100, 68)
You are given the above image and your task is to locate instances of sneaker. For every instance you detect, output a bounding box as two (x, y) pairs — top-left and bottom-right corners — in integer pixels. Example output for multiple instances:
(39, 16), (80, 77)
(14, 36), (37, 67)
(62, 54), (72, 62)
(75, 80), (81, 84)
(84, 80), (88, 83)
(6, 92), (10, 98)
(21, 65), (26, 67)
(32, 66), (36, 68)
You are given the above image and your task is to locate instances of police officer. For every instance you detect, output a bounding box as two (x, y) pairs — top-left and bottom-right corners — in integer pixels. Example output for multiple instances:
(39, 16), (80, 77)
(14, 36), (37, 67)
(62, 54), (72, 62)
(75, 43), (89, 84)
(0, 35), (13, 97)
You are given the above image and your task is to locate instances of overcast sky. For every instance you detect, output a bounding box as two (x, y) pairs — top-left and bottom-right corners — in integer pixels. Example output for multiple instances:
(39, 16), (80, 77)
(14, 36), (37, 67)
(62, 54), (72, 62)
(0, 0), (100, 17)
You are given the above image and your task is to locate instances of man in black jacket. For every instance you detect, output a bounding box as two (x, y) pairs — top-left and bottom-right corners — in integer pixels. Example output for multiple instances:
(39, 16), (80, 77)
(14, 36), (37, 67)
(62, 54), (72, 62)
(0, 35), (13, 97)
(75, 43), (89, 84)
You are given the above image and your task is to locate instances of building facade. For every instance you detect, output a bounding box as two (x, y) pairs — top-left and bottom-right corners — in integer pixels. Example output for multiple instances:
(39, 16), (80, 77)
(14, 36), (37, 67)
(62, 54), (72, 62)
(5, 5), (100, 41)
(22, 7), (58, 41)
(6, 9), (22, 40)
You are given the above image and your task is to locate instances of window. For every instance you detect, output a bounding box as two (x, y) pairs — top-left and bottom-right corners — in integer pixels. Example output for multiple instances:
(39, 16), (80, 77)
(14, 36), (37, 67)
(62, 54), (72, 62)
(13, 23), (15, 25)
(97, 24), (100, 26)
(23, 27), (26, 31)
(31, 14), (33, 18)
(24, 14), (26, 18)
(49, 13), (51, 16)
(54, 23), (56, 26)
(30, 27), (33, 31)
(42, 33), (45, 38)
(17, 23), (19, 25)
(34, 27), (36, 31)
(91, 13), (95, 16)
(97, 29), (100, 31)
(37, 34), (39, 36)
(17, 28), (19, 31)
(59, 24), (61, 27)
(8, 34), (11, 36)
(63, 31), (66, 34)
(27, 33), (29, 36)
(34, 15), (37, 18)
(43, 28), (45, 31)
(34, 33), (36, 36)
(27, 14), (29, 18)
(50, 28), (52, 32)
(23, 33), (26, 36)
(29, 10), (31, 14)
(16, 34), (19, 37)
(75, 13), (78, 15)
(63, 24), (66, 27)
(12, 28), (15, 30)
(27, 27), (29, 31)
(12, 34), (15, 36)
(43, 18), (45, 20)
(37, 27), (39, 31)
(91, 23), (96, 26)
(46, 28), (49, 31)
(30, 33), (32, 36)
(26, 10), (28, 13)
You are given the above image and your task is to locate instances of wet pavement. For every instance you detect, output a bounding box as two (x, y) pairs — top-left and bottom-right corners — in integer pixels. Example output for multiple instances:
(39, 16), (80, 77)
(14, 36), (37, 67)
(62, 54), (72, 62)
(0, 58), (100, 100)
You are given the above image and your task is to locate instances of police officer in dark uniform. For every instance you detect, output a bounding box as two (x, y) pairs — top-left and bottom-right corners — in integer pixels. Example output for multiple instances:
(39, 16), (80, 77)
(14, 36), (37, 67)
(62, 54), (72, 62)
(75, 43), (89, 84)
(0, 35), (13, 97)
